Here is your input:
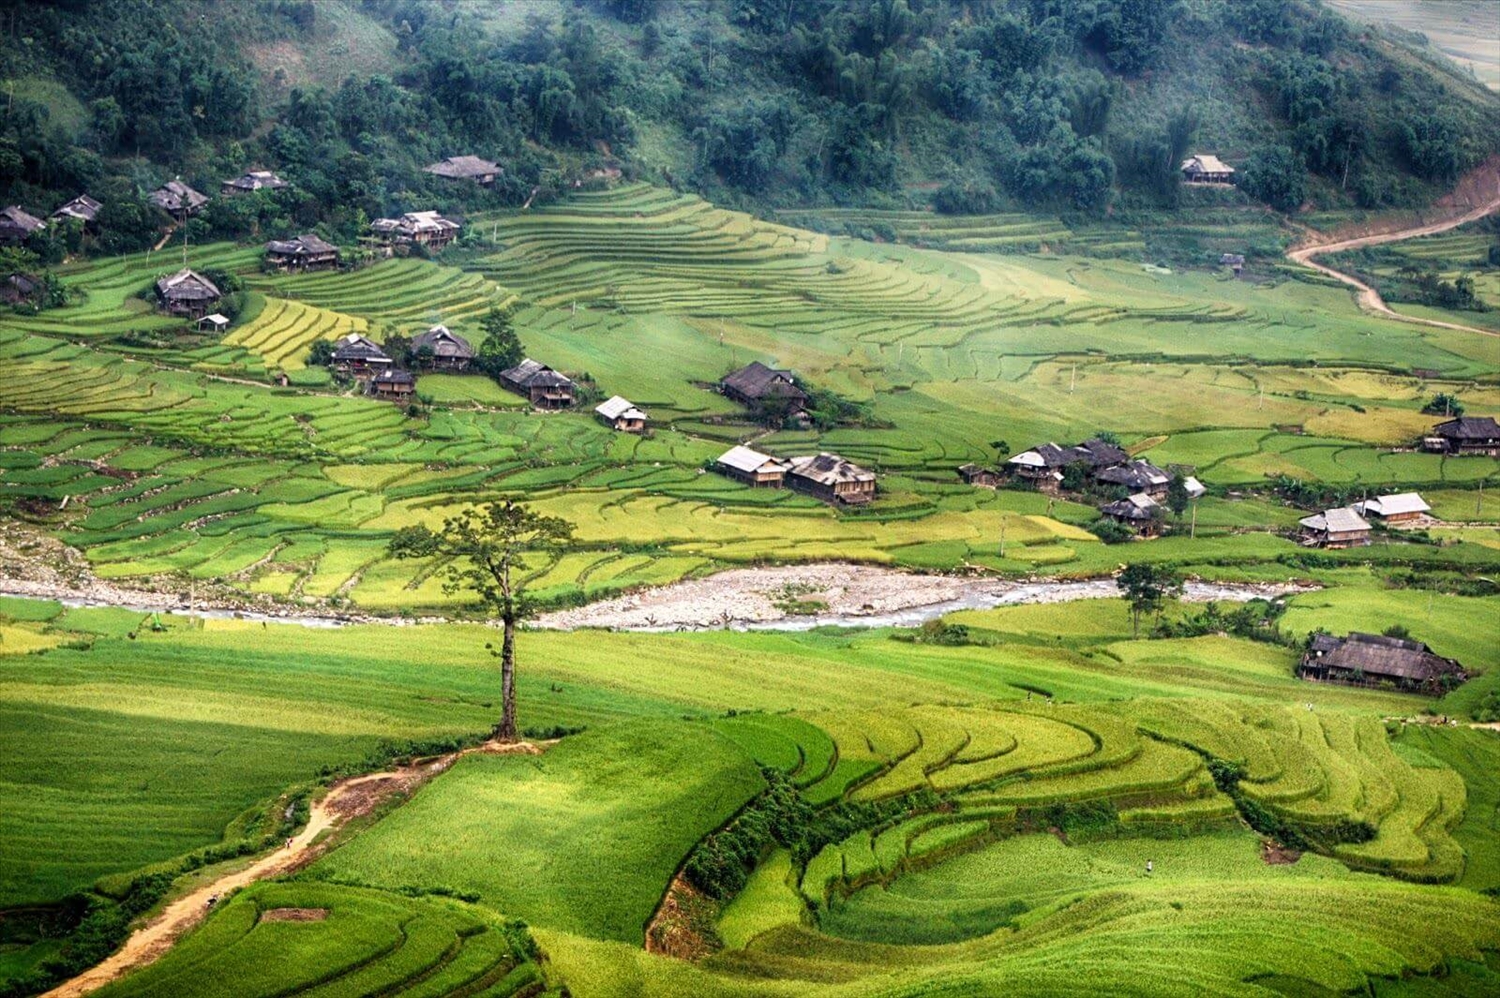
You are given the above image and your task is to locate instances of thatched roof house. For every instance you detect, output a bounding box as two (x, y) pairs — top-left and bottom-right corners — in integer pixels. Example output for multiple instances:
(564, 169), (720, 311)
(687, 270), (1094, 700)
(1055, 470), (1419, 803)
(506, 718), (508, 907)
(222, 170), (289, 195)
(369, 210), (461, 251)
(1097, 460), (1171, 497)
(0, 205), (46, 244)
(786, 453), (876, 505)
(721, 361), (808, 407)
(957, 463), (1002, 488)
(149, 180), (209, 217)
(1182, 155), (1235, 183)
(715, 445), (789, 487)
(265, 234), (339, 271)
(410, 325), (475, 370)
(1101, 493), (1163, 534)
(498, 358), (575, 408)
(155, 268), (221, 318)
(424, 156), (502, 185)
(595, 395), (647, 433)
(51, 194), (102, 225)
(1300, 632), (1465, 693)
(0, 272), (40, 305)
(330, 332), (392, 375)
(1298, 507), (1371, 549)
(1423, 416), (1500, 456)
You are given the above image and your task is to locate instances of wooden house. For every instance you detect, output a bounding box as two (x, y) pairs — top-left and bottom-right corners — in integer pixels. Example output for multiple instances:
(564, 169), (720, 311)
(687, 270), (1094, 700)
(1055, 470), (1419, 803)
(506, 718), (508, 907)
(149, 180), (209, 218)
(1298, 507), (1371, 549)
(786, 453), (877, 505)
(330, 333), (393, 378)
(197, 312), (230, 333)
(721, 361), (808, 409)
(410, 325), (475, 371)
(222, 170), (289, 196)
(155, 268), (221, 319)
(1096, 460), (1171, 499)
(1101, 493), (1164, 536)
(1181, 155), (1235, 184)
(1182, 475), (1207, 500)
(265, 234), (339, 271)
(51, 194), (102, 227)
(498, 358), (576, 408)
(423, 156), (503, 185)
(0, 205), (46, 245)
(715, 445), (789, 488)
(595, 395), (647, 433)
(1300, 632), (1465, 694)
(1005, 438), (1129, 492)
(368, 368), (417, 401)
(1220, 253), (1245, 275)
(369, 211), (461, 252)
(1423, 416), (1500, 456)
(1356, 492), (1430, 525)
(957, 463), (1002, 488)
(1, 272), (40, 305)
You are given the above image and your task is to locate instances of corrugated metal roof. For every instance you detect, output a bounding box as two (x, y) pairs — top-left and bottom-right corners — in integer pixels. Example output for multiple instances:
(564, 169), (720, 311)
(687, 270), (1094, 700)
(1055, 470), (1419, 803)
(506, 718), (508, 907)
(595, 395), (646, 421)
(718, 445), (784, 474)
(1362, 492), (1430, 516)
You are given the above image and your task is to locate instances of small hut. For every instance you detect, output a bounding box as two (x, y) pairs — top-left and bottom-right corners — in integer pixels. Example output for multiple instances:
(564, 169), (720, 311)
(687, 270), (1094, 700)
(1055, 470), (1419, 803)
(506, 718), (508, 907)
(197, 313), (230, 333)
(1356, 492), (1430, 525)
(149, 180), (209, 218)
(1220, 253), (1245, 275)
(1299, 633), (1465, 693)
(0, 272), (40, 305)
(330, 333), (393, 377)
(222, 170), (290, 196)
(368, 368), (417, 401)
(410, 325), (475, 371)
(721, 361), (808, 409)
(265, 234), (339, 271)
(957, 463), (1002, 488)
(498, 358), (576, 408)
(423, 156), (503, 185)
(155, 269), (221, 319)
(1181, 155), (1235, 184)
(51, 194), (102, 226)
(715, 445), (789, 488)
(0, 205), (46, 245)
(1298, 507), (1371, 549)
(1101, 493), (1164, 536)
(786, 453), (877, 505)
(595, 395), (647, 433)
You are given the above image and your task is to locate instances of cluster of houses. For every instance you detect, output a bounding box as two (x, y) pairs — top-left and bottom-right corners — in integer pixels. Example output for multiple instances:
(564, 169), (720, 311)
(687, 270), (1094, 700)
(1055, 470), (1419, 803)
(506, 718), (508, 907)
(714, 445), (876, 505)
(327, 327), (485, 402)
(1296, 491), (1432, 548)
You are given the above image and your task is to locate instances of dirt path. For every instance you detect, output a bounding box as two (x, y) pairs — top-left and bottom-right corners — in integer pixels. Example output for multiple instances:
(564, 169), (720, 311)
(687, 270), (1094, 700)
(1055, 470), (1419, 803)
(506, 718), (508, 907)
(42, 741), (544, 998)
(1287, 178), (1500, 337)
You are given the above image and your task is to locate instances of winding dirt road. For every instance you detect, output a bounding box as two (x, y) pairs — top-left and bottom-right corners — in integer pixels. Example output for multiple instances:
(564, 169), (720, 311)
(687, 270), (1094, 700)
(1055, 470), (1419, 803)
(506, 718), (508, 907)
(1287, 176), (1500, 336)
(42, 742), (542, 998)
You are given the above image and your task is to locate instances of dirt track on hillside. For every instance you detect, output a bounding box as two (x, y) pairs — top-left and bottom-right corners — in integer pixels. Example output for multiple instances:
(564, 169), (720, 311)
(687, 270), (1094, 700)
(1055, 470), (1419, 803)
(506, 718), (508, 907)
(41, 741), (544, 998)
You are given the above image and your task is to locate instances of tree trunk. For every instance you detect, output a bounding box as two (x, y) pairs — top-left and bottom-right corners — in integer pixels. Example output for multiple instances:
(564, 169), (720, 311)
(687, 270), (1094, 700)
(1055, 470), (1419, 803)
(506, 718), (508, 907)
(497, 616), (518, 742)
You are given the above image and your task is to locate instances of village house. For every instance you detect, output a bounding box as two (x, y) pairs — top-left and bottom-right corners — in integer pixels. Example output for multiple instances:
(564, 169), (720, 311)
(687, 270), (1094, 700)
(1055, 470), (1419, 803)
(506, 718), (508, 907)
(197, 313), (230, 334)
(715, 445), (789, 488)
(1298, 507), (1371, 549)
(0, 205), (46, 245)
(423, 156), (503, 185)
(721, 361), (809, 410)
(1006, 438), (1131, 492)
(330, 333), (393, 378)
(154, 268), (221, 319)
(1422, 416), (1500, 456)
(498, 358), (576, 408)
(1101, 493), (1164, 536)
(368, 368), (417, 402)
(1182, 475), (1207, 500)
(1355, 492), (1431, 525)
(221, 170), (290, 196)
(786, 453), (877, 505)
(595, 395), (647, 433)
(1220, 253), (1245, 275)
(1096, 459), (1171, 498)
(369, 211), (461, 253)
(149, 180), (209, 218)
(0, 272), (40, 306)
(265, 234), (340, 272)
(1299, 632), (1466, 694)
(1181, 155), (1235, 184)
(957, 463), (1003, 488)
(410, 325), (475, 371)
(50, 194), (101, 227)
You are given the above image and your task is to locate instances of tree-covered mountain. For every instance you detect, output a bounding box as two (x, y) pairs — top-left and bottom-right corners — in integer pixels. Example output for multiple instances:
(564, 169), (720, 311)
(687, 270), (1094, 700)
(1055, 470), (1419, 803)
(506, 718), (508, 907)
(1, 0), (1496, 254)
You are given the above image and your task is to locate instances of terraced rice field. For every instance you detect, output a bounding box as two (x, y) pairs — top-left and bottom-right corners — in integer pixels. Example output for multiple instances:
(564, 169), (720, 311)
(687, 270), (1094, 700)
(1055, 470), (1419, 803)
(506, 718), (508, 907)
(224, 297), (367, 375)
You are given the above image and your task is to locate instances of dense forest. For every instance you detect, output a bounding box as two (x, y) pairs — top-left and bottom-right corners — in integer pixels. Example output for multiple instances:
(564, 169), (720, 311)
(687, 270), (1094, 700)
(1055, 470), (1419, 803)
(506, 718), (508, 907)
(0, 0), (1496, 254)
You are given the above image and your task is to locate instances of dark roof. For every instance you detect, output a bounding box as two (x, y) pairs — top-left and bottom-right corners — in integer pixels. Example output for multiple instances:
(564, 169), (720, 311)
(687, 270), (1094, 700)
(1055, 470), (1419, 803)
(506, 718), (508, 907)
(149, 180), (208, 213)
(722, 361), (806, 401)
(1101, 494), (1161, 521)
(501, 358), (574, 389)
(0, 205), (46, 234)
(411, 325), (474, 359)
(424, 156), (502, 179)
(51, 194), (101, 223)
(1434, 416), (1500, 441)
(155, 268), (221, 301)
(266, 234), (337, 257)
(371, 368), (416, 386)
(1025, 438), (1128, 470)
(787, 452), (876, 486)
(331, 333), (391, 362)
(7, 272), (39, 294)
(1096, 460), (1170, 491)
(1315, 632), (1462, 683)
(1308, 633), (1341, 655)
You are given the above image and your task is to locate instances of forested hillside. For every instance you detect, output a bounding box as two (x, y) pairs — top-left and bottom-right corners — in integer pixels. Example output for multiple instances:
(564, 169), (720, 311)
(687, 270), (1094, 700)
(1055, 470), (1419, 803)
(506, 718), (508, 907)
(1, 0), (1497, 255)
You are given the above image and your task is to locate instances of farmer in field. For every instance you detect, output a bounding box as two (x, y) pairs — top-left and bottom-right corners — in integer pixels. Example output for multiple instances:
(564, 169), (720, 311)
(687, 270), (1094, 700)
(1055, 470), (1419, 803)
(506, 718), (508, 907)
(1145, 859), (1153, 876)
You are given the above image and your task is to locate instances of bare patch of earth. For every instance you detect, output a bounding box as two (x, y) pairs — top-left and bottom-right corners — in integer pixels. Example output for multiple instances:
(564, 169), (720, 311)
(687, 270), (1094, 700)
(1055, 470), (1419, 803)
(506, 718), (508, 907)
(258, 908), (328, 923)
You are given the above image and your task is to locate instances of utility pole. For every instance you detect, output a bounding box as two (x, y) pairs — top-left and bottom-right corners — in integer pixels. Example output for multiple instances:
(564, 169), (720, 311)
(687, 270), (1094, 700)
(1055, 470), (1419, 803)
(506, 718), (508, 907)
(1190, 500), (1197, 540)
(999, 515), (1007, 559)
(1070, 364), (1076, 394)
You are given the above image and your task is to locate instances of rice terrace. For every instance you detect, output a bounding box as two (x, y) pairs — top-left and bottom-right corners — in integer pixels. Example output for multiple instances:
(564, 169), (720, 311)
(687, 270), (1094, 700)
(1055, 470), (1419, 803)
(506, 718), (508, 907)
(3, 1), (1500, 997)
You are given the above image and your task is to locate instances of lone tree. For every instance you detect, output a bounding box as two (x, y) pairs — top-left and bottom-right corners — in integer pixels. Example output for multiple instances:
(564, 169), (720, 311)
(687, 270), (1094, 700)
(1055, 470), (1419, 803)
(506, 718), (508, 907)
(475, 306), (524, 379)
(389, 500), (574, 741)
(1166, 473), (1191, 520)
(1116, 563), (1184, 638)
